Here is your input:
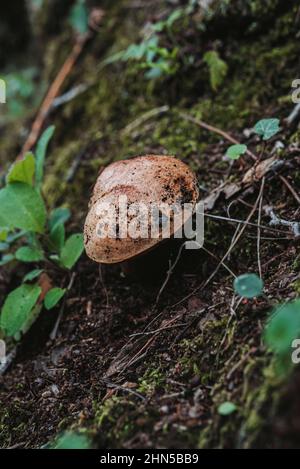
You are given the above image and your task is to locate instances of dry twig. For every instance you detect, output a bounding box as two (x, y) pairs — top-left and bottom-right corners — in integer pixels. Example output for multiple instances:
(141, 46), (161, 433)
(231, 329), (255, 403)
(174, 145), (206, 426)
(173, 180), (266, 308)
(279, 174), (300, 205)
(264, 206), (300, 237)
(178, 111), (257, 161)
(257, 177), (265, 278)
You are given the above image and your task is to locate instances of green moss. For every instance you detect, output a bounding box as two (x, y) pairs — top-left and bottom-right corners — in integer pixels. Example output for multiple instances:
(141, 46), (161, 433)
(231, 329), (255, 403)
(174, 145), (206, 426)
(293, 280), (300, 295)
(138, 368), (165, 395)
(92, 395), (157, 446)
(292, 255), (300, 272)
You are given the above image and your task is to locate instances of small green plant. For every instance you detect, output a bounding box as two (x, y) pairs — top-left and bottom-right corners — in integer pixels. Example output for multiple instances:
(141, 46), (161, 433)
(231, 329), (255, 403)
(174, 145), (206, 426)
(0, 126), (84, 340)
(106, 34), (179, 80)
(69, 0), (88, 35)
(264, 300), (300, 369)
(0, 68), (41, 120)
(104, 8), (185, 79)
(234, 273), (264, 299)
(203, 50), (228, 91)
(218, 401), (237, 416)
(47, 431), (91, 449)
(105, 8), (229, 89)
(226, 144), (248, 160)
(254, 118), (280, 141)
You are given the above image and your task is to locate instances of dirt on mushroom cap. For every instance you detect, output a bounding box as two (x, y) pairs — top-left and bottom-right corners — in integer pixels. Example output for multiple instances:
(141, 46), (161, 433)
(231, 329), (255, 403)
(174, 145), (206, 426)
(84, 155), (199, 264)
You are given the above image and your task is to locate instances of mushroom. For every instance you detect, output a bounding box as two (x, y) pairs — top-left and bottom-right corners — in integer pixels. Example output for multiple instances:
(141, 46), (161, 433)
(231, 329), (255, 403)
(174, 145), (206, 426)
(84, 155), (199, 280)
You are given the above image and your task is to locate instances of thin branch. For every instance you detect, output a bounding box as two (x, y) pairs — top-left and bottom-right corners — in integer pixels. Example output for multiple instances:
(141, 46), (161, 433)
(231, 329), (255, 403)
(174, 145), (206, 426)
(129, 323), (187, 338)
(121, 105), (169, 136)
(257, 177), (265, 278)
(101, 379), (146, 401)
(264, 206), (300, 237)
(178, 111), (257, 161)
(279, 174), (300, 205)
(19, 11), (104, 158)
(155, 242), (186, 305)
(204, 213), (289, 235)
(19, 37), (88, 158)
(173, 180), (265, 307)
(201, 245), (236, 278)
(49, 272), (76, 341)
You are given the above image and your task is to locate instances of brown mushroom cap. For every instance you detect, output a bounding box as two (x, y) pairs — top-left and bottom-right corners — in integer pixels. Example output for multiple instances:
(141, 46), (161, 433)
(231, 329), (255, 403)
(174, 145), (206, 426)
(84, 155), (199, 264)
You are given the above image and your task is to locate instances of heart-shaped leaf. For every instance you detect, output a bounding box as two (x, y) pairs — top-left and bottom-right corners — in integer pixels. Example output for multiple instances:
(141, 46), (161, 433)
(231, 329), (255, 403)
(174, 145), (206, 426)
(254, 118), (280, 141)
(218, 402), (237, 416)
(234, 273), (264, 299)
(226, 144), (247, 160)
(265, 300), (300, 354)
(51, 431), (91, 449)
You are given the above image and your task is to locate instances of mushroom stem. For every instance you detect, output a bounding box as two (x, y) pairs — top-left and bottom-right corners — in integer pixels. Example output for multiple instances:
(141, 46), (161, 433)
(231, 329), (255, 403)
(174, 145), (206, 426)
(121, 239), (181, 283)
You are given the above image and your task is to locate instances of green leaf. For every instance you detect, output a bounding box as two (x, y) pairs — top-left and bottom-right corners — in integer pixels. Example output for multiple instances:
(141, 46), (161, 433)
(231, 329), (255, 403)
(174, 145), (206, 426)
(35, 125), (55, 189)
(234, 273), (264, 299)
(44, 287), (66, 310)
(265, 300), (300, 355)
(51, 431), (91, 449)
(254, 118), (280, 141)
(0, 183), (46, 233)
(6, 152), (35, 186)
(50, 223), (65, 253)
(226, 144), (247, 160)
(218, 402), (237, 416)
(203, 51), (228, 91)
(60, 233), (84, 270)
(0, 253), (15, 266)
(49, 207), (71, 231)
(69, 0), (88, 35)
(15, 246), (44, 263)
(23, 269), (43, 283)
(0, 284), (41, 337)
(0, 228), (9, 242)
